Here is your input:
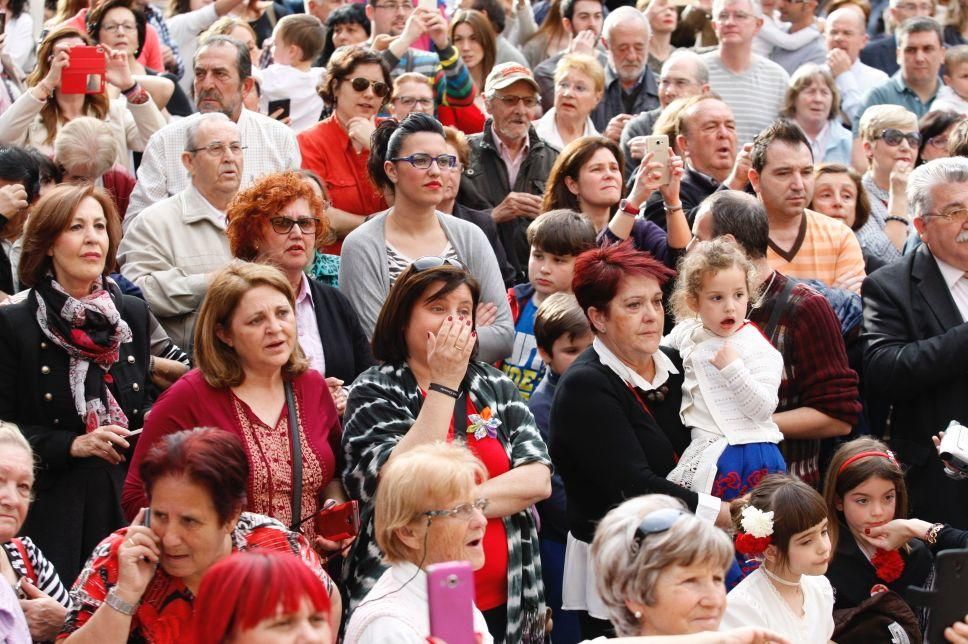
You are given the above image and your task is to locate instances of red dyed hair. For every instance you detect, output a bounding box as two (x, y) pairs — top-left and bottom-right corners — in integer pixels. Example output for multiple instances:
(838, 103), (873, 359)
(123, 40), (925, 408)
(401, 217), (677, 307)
(225, 171), (329, 261)
(192, 551), (331, 643)
(139, 427), (248, 525)
(572, 241), (676, 317)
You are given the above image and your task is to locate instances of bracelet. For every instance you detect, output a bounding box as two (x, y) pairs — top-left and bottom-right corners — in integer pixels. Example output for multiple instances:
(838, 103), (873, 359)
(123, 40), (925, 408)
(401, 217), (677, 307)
(924, 522), (944, 545)
(664, 203), (684, 213)
(105, 588), (138, 616)
(148, 356), (156, 376)
(428, 383), (459, 399)
(885, 215), (910, 226)
(120, 82), (139, 95)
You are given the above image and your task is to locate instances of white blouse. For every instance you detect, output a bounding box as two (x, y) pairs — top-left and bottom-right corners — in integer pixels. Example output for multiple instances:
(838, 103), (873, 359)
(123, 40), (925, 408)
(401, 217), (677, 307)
(721, 568), (835, 643)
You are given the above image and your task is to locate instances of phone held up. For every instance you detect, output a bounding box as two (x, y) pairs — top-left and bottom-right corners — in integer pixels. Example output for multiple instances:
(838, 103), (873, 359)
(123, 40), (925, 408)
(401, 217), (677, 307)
(314, 500), (360, 542)
(62, 46), (106, 95)
(427, 561), (476, 644)
(644, 134), (671, 186)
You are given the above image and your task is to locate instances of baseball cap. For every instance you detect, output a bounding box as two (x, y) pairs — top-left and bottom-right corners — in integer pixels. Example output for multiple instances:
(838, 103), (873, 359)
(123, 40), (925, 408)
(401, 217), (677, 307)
(484, 62), (540, 96)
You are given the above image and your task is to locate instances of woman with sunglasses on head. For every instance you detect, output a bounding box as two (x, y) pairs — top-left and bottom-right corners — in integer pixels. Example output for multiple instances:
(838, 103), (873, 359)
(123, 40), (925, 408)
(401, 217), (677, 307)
(298, 46), (392, 255)
(339, 112), (514, 363)
(342, 260), (551, 643)
(856, 105), (920, 267)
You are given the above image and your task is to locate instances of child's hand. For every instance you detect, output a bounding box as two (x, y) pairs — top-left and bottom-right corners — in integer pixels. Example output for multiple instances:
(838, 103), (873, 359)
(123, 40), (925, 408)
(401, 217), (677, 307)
(710, 340), (739, 370)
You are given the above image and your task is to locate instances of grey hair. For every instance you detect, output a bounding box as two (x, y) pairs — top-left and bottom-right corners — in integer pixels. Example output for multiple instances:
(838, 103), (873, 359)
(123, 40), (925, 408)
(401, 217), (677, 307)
(712, 0), (763, 18)
(590, 494), (734, 637)
(53, 116), (119, 178)
(603, 6), (651, 43)
(185, 113), (235, 152)
(896, 15), (943, 44)
(661, 49), (709, 85)
(195, 34), (252, 82)
(907, 156), (968, 217)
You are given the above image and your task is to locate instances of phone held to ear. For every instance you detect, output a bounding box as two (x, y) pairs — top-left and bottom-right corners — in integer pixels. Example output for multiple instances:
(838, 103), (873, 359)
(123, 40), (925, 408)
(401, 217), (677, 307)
(427, 561), (476, 644)
(314, 500), (360, 542)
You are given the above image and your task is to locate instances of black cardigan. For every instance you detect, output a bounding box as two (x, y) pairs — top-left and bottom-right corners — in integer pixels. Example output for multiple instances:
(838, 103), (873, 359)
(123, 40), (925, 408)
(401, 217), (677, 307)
(549, 345), (692, 542)
(306, 277), (375, 384)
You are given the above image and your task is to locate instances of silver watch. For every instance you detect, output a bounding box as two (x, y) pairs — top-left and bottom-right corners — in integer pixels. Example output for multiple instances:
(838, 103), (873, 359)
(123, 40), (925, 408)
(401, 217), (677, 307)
(105, 588), (138, 616)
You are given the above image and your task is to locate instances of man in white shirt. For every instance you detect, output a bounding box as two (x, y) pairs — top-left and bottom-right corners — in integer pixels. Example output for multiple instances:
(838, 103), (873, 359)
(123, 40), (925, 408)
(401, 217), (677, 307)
(125, 36), (300, 226)
(825, 5), (889, 124)
(118, 114), (242, 353)
(771, 0), (826, 74)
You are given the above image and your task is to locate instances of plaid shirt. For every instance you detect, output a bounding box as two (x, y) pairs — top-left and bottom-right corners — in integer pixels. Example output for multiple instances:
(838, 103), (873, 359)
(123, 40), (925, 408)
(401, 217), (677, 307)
(145, 4), (184, 80)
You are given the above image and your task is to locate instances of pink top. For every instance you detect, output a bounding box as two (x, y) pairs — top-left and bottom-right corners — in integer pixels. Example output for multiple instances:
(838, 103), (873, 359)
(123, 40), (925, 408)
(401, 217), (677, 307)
(295, 274), (326, 376)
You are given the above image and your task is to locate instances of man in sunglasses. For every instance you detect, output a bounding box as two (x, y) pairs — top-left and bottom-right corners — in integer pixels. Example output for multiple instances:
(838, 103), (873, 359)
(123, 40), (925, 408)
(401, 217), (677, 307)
(862, 155), (968, 529)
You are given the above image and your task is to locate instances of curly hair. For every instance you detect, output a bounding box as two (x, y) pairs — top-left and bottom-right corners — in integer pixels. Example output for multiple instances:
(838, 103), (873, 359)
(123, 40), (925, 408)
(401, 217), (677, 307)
(225, 171), (329, 261)
(321, 45), (391, 107)
(669, 238), (760, 322)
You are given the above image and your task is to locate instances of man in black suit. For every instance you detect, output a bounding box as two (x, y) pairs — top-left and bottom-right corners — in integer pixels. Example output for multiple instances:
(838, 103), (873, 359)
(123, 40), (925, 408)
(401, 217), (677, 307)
(862, 156), (968, 527)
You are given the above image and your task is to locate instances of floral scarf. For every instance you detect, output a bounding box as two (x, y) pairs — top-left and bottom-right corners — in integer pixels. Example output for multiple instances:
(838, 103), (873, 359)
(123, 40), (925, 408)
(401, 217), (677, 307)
(32, 274), (131, 432)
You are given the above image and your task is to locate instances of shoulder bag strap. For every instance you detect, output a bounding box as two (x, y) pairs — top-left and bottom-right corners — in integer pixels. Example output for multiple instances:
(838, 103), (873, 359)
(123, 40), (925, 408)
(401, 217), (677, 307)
(285, 380), (302, 532)
(10, 539), (36, 585)
(764, 277), (797, 342)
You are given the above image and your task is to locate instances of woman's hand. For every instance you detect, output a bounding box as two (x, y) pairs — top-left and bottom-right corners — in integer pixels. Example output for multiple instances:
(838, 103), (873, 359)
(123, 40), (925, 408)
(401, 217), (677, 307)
(427, 315), (474, 391)
(865, 518), (931, 551)
(312, 499), (356, 560)
(627, 152), (668, 209)
(889, 159), (912, 200)
(104, 47), (134, 91)
(946, 616), (968, 643)
(346, 116), (376, 152)
(475, 302), (498, 328)
(18, 579), (68, 641)
(659, 153), (684, 205)
(41, 43), (72, 91)
(70, 425), (132, 465)
(115, 508), (160, 604)
(325, 377), (347, 416)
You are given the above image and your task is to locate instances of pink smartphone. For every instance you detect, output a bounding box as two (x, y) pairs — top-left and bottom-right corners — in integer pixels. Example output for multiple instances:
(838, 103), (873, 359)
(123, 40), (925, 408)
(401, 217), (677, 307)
(426, 561), (476, 644)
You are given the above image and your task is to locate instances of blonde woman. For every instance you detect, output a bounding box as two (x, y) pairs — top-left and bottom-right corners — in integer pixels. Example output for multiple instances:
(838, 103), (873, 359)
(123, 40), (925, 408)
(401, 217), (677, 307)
(534, 53), (604, 149)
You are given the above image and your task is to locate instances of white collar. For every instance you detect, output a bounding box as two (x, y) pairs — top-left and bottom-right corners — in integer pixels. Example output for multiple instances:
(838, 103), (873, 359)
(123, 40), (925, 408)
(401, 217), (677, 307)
(592, 336), (677, 391)
(934, 255), (968, 289)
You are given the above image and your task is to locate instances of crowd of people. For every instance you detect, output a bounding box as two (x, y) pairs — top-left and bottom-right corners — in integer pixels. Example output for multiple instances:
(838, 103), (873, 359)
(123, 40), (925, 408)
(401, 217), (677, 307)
(0, 0), (967, 640)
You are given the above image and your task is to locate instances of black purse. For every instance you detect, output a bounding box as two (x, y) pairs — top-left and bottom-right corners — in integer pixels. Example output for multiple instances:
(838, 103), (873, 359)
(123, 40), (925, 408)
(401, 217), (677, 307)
(285, 380), (302, 532)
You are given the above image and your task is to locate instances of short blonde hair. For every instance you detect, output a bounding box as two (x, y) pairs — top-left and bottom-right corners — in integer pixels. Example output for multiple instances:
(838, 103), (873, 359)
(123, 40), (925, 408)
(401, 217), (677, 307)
(591, 494), (733, 637)
(374, 442), (487, 564)
(54, 117), (119, 178)
(859, 104), (919, 142)
(781, 63), (841, 122)
(553, 53), (606, 95)
(193, 262), (308, 389)
(946, 44), (968, 69)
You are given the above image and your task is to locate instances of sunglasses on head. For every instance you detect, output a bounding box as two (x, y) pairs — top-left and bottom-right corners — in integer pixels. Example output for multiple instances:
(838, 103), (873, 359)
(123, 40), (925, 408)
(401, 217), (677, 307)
(411, 256), (468, 272)
(631, 507), (686, 555)
(348, 76), (390, 97)
(877, 128), (921, 147)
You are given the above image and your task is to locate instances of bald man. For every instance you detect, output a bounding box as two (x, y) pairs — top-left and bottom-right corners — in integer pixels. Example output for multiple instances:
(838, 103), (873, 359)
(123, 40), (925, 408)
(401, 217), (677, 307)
(824, 5), (889, 122)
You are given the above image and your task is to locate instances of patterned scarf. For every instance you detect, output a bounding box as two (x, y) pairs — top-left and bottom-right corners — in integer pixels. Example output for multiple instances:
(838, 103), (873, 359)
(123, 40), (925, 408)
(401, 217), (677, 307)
(32, 275), (132, 432)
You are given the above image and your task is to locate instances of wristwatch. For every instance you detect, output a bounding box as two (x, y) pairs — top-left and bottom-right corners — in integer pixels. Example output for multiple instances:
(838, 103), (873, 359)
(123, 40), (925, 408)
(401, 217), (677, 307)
(105, 588), (138, 616)
(618, 199), (640, 216)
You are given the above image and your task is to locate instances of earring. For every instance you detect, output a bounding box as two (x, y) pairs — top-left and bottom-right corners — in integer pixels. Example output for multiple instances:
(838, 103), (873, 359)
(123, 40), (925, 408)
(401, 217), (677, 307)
(634, 610), (642, 620)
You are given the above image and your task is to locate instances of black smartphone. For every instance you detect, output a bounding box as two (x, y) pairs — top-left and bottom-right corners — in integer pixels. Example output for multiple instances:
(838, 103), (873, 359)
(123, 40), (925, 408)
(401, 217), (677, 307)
(908, 547), (968, 643)
(267, 98), (291, 120)
(0, 13), (7, 35)
(143, 507), (151, 528)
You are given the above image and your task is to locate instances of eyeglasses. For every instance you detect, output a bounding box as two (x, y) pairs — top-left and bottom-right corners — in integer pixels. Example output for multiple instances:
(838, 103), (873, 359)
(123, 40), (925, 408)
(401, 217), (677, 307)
(373, 1), (413, 10)
(715, 10), (754, 21)
(411, 256), (468, 272)
(895, 1), (933, 11)
(424, 498), (489, 520)
(876, 128), (921, 147)
(492, 94), (539, 108)
(102, 22), (137, 33)
(922, 207), (968, 224)
(394, 96), (434, 108)
(348, 76), (390, 97)
(659, 77), (698, 88)
(391, 153), (459, 169)
(269, 216), (322, 234)
(556, 80), (593, 94)
(927, 134), (950, 149)
(188, 141), (247, 157)
(631, 508), (686, 555)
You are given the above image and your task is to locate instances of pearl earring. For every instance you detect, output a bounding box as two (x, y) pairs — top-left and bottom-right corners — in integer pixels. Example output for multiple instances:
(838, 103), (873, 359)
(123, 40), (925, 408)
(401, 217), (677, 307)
(634, 610), (642, 620)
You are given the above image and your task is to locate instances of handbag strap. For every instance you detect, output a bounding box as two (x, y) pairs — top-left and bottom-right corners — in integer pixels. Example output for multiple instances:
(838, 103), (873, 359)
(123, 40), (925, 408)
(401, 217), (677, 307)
(285, 380), (302, 532)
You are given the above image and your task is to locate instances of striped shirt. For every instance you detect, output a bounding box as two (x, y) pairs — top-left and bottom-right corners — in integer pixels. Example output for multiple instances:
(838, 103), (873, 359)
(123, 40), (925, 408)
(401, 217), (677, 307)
(701, 52), (790, 146)
(3, 537), (73, 610)
(767, 209), (867, 294)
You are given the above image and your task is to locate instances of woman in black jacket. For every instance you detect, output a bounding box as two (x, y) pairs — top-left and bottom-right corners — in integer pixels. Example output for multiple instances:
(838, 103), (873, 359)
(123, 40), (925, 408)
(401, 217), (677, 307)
(0, 184), (186, 584)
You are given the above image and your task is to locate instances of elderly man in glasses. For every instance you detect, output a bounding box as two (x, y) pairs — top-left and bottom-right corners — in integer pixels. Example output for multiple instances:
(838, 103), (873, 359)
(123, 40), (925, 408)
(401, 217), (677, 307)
(118, 113), (242, 353)
(862, 155), (968, 529)
(458, 63), (559, 285)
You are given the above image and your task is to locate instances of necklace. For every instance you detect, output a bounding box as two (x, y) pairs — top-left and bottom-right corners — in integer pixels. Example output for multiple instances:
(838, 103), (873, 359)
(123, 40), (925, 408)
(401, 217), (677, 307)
(761, 566), (801, 587)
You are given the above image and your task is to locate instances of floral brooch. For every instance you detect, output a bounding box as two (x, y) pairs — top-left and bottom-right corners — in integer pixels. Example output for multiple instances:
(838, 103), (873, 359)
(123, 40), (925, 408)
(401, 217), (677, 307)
(734, 505), (774, 556)
(467, 407), (500, 441)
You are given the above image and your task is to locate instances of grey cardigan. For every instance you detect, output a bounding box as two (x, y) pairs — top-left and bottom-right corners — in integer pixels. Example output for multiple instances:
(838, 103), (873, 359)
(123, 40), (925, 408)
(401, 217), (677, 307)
(338, 210), (514, 363)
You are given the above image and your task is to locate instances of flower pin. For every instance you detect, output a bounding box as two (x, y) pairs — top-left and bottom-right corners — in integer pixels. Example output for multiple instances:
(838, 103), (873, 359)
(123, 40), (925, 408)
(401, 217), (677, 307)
(467, 407), (501, 440)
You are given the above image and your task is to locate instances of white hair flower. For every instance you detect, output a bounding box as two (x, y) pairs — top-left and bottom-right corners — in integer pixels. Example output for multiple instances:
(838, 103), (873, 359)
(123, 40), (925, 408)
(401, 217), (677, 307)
(740, 506), (774, 538)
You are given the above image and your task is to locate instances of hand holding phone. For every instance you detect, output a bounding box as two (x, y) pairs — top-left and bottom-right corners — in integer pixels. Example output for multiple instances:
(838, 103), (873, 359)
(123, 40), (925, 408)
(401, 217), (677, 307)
(644, 135), (671, 186)
(61, 45), (106, 95)
(313, 500), (360, 542)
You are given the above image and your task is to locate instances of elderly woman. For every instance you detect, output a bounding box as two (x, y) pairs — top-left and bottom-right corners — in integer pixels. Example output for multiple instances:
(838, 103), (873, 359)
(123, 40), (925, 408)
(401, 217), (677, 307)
(342, 260), (551, 643)
(122, 263), (346, 548)
(0, 184), (185, 586)
(0, 27), (165, 171)
(0, 422), (74, 641)
(857, 104), (920, 267)
(345, 442), (494, 643)
(809, 163), (884, 274)
(549, 242), (733, 640)
(533, 54), (604, 150)
(60, 427), (338, 641)
(298, 46), (392, 253)
(918, 110), (963, 165)
(339, 112), (513, 362)
(226, 171), (375, 412)
(781, 65), (851, 166)
(54, 116), (137, 218)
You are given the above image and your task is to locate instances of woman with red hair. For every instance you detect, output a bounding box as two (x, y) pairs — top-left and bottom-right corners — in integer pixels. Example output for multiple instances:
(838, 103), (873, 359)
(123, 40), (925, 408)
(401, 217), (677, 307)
(548, 242), (733, 640)
(193, 551), (332, 643)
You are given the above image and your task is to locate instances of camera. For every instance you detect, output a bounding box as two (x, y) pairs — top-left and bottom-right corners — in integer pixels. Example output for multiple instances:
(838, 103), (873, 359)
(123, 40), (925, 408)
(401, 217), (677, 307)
(939, 420), (968, 479)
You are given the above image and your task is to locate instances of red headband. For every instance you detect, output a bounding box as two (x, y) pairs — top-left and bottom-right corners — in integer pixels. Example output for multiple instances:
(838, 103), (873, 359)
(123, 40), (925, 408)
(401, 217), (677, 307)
(837, 450), (899, 476)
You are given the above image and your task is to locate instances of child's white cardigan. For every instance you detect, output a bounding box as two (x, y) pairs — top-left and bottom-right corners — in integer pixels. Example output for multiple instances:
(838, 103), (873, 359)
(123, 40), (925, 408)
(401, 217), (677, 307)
(662, 319), (784, 492)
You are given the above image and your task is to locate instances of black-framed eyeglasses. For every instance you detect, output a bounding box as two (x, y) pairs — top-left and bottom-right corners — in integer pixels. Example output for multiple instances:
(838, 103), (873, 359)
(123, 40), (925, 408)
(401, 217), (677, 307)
(424, 498), (489, 520)
(876, 128), (921, 147)
(391, 153), (459, 169)
(922, 207), (968, 224)
(269, 216), (321, 234)
(631, 508), (685, 555)
(411, 256), (468, 272)
(348, 77), (390, 97)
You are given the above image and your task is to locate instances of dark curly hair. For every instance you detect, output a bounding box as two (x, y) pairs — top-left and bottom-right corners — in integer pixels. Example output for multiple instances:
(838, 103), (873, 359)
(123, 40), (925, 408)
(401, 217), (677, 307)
(86, 0), (147, 59)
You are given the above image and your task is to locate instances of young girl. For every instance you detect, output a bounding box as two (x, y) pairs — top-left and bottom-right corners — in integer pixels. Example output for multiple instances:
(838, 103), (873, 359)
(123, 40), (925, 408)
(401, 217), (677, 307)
(822, 437), (934, 613)
(663, 239), (785, 500)
(721, 474), (835, 642)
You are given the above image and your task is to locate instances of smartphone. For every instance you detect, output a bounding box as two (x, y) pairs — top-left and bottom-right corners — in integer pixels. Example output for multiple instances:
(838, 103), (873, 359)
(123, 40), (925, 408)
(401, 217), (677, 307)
(908, 548), (968, 643)
(645, 134), (671, 186)
(427, 561), (476, 644)
(143, 507), (151, 528)
(62, 45), (106, 95)
(418, 0), (436, 11)
(314, 500), (360, 541)
(0, 13), (7, 35)
(267, 98), (291, 120)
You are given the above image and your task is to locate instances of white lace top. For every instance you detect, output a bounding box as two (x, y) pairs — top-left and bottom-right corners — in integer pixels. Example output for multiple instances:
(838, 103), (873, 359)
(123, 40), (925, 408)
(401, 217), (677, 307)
(721, 568), (835, 643)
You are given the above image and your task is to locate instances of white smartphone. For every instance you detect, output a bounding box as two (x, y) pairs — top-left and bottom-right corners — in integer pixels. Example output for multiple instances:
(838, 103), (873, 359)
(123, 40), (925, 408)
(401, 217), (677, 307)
(644, 134), (670, 186)
(418, 0), (436, 11)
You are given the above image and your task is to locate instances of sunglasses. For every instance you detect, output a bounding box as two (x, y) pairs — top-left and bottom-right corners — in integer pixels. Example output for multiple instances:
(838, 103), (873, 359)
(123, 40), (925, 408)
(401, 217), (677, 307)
(348, 77), (390, 97)
(411, 256), (468, 272)
(269, 216), (321, 234)
(876, 128), (921, 147)
(631, 508), (686, 555)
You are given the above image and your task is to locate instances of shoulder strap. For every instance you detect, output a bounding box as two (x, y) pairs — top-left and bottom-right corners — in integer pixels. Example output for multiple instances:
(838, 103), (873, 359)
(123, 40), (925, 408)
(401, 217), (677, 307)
(10, 539), (36, 584)
(285, 380), (302, 532)
(764, 277), (796, 341)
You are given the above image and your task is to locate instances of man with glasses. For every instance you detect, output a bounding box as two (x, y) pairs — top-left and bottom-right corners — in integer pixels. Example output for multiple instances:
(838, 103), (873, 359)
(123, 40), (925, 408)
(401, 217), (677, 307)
(701, 0), (790, 146)
(771, 0), (826, 75)
(824, 5), (889, 124)
(118, 114), (243, 353)
(125, 37), (300, 227)
(458, 63), (559, 284)
(861, 0), (935, 75)
(862, 156), (968, 528)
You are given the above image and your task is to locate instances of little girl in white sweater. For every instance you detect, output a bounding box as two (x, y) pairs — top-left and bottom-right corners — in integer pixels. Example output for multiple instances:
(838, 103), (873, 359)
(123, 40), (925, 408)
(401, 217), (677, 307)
(663, 239), (785, 500)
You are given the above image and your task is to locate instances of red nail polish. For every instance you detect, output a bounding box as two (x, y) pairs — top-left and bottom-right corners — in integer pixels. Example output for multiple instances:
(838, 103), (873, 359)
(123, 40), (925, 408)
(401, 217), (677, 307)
(864, 528), (870, 535)
(471, 331), (477, 337)
(447, 315), (452, 321)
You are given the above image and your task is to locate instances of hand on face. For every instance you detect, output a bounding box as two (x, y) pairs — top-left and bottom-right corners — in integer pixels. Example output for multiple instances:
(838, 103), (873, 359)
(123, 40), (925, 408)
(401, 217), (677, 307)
(426, 315), (475, 390)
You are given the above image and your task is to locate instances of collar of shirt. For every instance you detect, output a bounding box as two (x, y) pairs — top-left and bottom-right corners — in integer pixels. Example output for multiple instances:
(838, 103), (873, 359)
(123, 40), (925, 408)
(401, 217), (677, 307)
(892, 70), (939, 100)
(494, 131), (531, 166)
(184, 184), (228, 227)
(806, 120), (831, 157)
(934, 255), (968, 289)
(592, 336), (678, 391)
(296, 272), (315, 307)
